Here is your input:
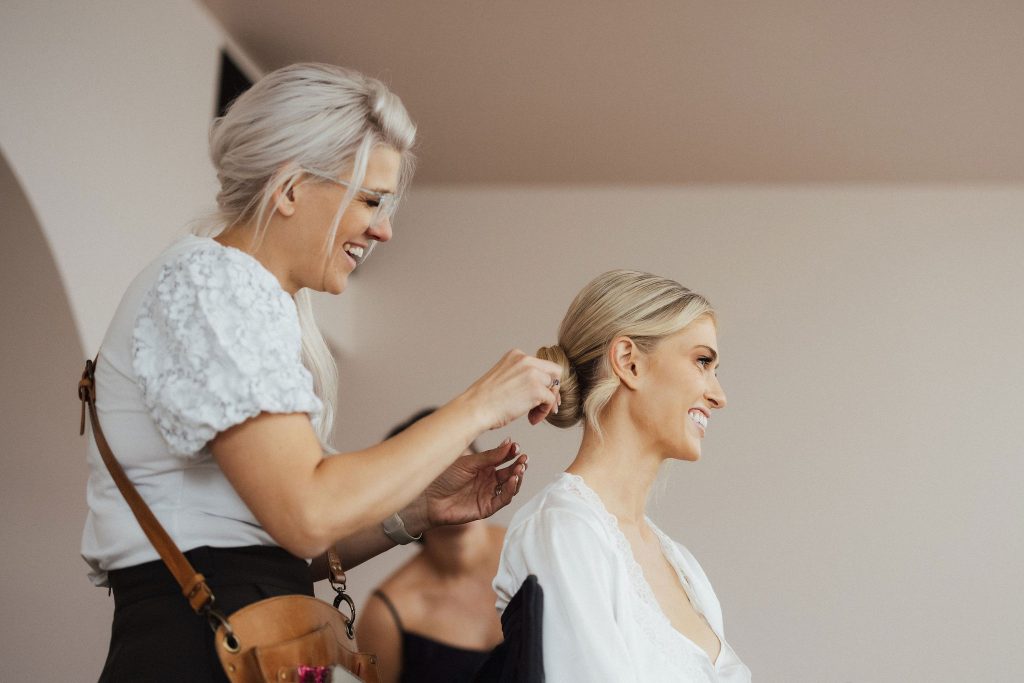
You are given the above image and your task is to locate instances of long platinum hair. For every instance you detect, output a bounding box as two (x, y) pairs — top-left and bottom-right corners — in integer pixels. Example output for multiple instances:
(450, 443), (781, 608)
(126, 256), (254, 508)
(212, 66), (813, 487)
(196, 63), (417, 445)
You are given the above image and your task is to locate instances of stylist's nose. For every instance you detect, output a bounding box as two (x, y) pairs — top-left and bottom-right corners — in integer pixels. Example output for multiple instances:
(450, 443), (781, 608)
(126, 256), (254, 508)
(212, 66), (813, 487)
(367, 215), (392, 243)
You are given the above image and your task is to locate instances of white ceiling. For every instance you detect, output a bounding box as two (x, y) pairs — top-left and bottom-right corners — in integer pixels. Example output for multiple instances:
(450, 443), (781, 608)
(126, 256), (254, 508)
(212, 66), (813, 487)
(201, 0), (1024, 184)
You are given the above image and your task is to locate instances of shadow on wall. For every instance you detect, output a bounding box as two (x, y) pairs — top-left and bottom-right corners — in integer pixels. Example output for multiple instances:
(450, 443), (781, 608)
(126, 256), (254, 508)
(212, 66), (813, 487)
(0, 152), (112, 678)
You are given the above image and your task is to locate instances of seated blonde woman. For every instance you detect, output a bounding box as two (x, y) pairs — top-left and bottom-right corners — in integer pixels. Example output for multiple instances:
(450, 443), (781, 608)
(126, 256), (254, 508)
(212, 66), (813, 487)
(494, 270), (751, 682)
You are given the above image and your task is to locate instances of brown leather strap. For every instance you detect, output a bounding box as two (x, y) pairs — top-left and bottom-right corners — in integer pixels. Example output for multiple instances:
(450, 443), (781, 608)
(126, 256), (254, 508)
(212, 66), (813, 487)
(327, 545), (357, 639)
(79, 358), (215, 614)
(79, 357), (351, 623)
(326, 547), (346, 586)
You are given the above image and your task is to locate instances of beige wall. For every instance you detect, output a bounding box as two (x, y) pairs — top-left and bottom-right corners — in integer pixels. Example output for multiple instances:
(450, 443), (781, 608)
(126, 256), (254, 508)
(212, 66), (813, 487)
(321, 186), (1024, 682)
(0, 153), (111, 679)
(0, 2), (253, 680)
(0, 1), (237, 351)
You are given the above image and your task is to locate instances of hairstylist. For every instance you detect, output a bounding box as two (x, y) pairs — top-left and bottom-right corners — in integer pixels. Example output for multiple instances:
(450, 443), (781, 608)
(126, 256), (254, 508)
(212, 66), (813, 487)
(82, 63), (561, 682)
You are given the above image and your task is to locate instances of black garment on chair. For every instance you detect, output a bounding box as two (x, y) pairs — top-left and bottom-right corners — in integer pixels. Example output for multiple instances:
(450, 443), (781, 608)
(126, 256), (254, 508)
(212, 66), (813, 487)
(473, 574), (544, 683)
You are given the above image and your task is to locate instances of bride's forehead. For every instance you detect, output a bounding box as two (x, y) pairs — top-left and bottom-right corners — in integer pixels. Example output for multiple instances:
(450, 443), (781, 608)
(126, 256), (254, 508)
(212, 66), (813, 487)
(668, 318), (718, 345)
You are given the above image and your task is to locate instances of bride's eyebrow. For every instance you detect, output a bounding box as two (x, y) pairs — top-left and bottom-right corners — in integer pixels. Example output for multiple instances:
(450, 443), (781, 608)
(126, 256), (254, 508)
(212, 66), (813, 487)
(694, 345), (719, 365)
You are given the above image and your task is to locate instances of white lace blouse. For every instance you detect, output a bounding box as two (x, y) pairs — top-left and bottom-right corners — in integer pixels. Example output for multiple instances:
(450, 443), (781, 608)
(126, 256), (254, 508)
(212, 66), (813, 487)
(81, 235), (323, 585)
(494, 473), (752, 682)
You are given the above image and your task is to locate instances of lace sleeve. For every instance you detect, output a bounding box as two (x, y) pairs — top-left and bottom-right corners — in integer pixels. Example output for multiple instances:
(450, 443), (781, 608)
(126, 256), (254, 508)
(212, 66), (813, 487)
(132, 244), (323, 457)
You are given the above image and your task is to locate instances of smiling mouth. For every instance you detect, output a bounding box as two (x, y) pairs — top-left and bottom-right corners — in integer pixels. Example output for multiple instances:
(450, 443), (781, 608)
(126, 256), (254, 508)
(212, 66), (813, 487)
(687, 409), (708, 434)
(343, 243), (366, 267)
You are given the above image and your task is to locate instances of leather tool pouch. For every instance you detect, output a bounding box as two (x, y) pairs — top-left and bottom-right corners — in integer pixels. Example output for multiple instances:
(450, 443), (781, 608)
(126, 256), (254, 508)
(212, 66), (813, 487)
(215, 595), (378, 682)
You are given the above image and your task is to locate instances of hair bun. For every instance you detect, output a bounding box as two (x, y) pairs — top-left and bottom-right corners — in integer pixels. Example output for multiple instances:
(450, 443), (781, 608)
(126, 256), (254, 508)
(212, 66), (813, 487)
(536, 344), (583, 428)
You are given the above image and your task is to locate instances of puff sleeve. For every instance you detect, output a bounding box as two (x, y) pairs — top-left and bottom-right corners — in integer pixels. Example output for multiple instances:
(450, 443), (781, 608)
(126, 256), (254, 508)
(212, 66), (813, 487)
(132, 244), (323, 457)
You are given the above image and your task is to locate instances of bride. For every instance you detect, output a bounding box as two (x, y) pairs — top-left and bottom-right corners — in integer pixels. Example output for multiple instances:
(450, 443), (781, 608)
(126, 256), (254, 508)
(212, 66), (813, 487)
(494, 270), (751, 682)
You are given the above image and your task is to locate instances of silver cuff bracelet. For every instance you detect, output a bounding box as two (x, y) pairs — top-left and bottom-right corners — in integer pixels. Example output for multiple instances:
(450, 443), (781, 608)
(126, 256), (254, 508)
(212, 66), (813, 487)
(381, 512), (423, 545)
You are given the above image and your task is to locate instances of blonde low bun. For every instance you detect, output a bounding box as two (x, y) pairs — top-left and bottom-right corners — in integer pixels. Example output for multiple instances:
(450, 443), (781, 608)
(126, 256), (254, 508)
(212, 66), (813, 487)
(536, 344), (582, 428)
(542, 270), (714, 440)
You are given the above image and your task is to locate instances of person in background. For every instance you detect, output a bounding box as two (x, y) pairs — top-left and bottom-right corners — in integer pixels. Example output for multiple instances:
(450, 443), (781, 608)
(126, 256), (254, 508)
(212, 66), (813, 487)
(494, 270), (752, 682)
(356, 408), (509, 683)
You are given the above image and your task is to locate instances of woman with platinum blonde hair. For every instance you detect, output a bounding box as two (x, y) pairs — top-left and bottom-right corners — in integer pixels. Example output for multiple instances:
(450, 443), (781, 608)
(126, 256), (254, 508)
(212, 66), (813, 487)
(83, 63), (561, 681)
(494, 270), (751, 682)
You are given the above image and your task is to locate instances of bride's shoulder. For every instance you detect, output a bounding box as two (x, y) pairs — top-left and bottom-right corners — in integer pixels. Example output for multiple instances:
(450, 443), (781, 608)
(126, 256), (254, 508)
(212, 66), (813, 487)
(505, 473), (611, 541)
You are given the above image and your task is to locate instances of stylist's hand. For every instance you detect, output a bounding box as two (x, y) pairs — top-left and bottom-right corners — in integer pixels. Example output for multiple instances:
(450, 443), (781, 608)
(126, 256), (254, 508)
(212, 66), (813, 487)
(417, 439), (529, 527)
(461, 349), (563, 431)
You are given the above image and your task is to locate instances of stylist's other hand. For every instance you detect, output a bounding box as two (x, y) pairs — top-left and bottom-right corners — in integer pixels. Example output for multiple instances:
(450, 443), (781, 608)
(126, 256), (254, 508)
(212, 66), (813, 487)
(420, 439), (528, 526)
(461, 350), (562, 431)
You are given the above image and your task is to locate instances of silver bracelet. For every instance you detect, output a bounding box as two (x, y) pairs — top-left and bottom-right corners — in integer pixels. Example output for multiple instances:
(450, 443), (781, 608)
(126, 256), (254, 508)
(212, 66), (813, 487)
(381, 512), (423, 545)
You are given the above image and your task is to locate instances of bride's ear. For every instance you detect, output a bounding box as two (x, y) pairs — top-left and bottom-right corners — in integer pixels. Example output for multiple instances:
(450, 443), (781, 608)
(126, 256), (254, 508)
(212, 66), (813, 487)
(608, 336), (642, 390)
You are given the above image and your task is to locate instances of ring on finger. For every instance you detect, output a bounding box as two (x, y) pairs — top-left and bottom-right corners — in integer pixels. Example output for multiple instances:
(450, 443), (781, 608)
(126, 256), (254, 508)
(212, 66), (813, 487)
(494, 484), (503, 497)
(548, 377), (560, 389)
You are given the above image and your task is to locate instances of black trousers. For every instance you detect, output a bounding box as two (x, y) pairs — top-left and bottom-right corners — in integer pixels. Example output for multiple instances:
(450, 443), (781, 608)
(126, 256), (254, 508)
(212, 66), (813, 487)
(99, 545), (313, 682)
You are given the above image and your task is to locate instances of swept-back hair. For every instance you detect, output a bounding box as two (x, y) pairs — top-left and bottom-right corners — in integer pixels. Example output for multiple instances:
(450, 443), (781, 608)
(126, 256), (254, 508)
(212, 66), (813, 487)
(538, 270), (714, 439)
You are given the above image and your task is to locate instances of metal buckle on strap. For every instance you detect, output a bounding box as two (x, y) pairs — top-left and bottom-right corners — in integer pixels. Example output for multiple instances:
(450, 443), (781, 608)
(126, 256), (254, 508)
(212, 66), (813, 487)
(204, 604), (240, 653)
(332, 590), (357, 641)
(327, 549), (356, 639)
(78, 359), (96, 435)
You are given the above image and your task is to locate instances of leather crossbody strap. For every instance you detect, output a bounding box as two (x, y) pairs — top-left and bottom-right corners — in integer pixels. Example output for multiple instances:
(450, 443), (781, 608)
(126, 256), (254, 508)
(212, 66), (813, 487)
(79, 358), (215, 613)
(78, 358), (348, 616)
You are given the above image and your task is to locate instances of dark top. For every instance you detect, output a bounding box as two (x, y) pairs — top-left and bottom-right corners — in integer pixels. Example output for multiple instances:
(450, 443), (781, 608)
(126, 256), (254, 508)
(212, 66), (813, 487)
(373, 590), (490, 683)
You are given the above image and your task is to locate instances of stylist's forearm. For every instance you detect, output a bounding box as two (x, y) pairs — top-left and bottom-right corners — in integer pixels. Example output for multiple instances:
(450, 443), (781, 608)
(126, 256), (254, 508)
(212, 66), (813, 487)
(308, 524), (394, 580)
(309, 397), (482, 544)
(309, 493), (429, 581)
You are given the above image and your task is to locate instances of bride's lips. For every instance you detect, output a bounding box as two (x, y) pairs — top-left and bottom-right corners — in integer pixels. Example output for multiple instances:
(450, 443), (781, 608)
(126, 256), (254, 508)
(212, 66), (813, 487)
(687, 407), (709, 436)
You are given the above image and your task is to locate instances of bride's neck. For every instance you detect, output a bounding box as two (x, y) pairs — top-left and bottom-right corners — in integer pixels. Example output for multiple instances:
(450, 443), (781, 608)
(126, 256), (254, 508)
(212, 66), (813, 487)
(566, 405), (661, 528)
